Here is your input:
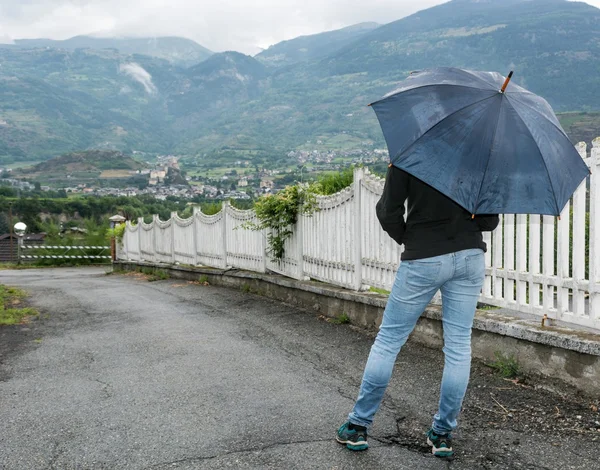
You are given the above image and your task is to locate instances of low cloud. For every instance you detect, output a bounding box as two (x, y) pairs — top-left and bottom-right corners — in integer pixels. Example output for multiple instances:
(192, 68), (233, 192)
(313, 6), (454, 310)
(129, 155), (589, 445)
(119, 63), (157, 94)
(0, 0), (599, 54)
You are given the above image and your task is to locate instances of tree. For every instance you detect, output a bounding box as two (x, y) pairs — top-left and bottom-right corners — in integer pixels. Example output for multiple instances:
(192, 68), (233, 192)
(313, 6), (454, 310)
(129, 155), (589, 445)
(0, 213), (8, 234)
(0, 187), (15, 197)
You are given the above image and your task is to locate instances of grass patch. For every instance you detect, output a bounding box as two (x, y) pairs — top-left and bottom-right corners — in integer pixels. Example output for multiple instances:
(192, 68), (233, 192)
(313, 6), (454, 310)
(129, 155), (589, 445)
(241, 283), (251, 293)
(478, 303), (501, 311)
(145, 269), (170, 282)
(330, 313), (351, 325)
(0, 284), (38, 326)
(109, 266), (170, 282)
(369, 287), (391, 295)
(487, 351), (521, 379)
(198, 275), (209, 285)
(0, 263), (19, 271)
(0, 263), (55, 271)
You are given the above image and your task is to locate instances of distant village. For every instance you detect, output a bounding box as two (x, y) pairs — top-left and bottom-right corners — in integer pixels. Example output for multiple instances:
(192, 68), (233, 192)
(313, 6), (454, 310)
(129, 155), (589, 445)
(1, 147), (389, 201)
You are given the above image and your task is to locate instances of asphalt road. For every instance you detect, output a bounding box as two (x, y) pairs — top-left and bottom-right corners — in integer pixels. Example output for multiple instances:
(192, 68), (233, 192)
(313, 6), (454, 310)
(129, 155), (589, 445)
(1, 267), (599, 470)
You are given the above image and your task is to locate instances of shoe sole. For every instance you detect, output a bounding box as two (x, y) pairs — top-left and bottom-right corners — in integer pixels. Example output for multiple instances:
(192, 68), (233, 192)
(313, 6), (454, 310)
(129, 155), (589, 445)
(336, 436), (369, 451)
(427, 438), (453, 458)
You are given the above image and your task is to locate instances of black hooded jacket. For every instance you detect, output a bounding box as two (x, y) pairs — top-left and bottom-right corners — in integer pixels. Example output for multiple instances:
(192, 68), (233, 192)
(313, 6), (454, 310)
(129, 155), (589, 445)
(376, 166), (500, 261)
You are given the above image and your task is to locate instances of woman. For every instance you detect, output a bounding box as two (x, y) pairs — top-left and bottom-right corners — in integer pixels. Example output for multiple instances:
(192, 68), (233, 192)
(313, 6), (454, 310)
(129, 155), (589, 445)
(336, 166), (499, 457)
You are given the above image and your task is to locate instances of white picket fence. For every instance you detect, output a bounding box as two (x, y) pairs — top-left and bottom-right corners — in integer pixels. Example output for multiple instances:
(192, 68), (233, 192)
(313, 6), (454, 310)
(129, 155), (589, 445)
(119, 141), (600, 331)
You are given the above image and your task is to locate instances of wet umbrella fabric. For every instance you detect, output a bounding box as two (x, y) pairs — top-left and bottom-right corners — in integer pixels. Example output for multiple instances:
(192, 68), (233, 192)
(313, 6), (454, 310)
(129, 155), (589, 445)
(370, 68), (589, 216)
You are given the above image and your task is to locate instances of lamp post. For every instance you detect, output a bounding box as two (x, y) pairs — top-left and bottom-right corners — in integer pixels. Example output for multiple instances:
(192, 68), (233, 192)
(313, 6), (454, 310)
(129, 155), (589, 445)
(299, 165), (306, 184)
(109, 215), (126, 262)
(8, 202), (13, 262)
(14, 222), (27, 265)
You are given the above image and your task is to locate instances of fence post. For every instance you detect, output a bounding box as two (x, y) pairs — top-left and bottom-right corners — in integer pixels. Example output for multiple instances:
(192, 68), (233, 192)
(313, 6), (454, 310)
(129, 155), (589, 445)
(353, 167), (365, 291)
(296, 212), (304, 280)
(137, 217), (143, 262)
(192, 207), (199, 267)
(590, 138), (600, 323)
(261, 227), (268, 274)
(171, 211), (177, 264)
(152, 214), (158, 263)
(222, 201), (229, 269)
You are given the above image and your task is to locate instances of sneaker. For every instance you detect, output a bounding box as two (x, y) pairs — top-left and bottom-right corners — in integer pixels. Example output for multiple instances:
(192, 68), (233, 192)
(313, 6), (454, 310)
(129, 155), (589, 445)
(336, 422), (369, 451)
(426, 429), (453, 458)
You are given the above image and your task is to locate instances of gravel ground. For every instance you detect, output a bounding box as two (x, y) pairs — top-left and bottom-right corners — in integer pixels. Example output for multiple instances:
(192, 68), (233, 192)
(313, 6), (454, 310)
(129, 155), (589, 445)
(0, 267), (599, 470)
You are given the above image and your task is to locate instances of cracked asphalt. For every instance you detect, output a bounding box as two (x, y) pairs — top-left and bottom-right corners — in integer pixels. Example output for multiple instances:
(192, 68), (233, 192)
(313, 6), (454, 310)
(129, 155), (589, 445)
(1, 267), (599, 470)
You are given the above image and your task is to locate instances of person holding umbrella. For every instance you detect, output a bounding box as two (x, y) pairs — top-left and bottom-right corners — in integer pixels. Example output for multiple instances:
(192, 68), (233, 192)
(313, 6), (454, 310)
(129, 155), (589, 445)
(336, 68), (589, 457)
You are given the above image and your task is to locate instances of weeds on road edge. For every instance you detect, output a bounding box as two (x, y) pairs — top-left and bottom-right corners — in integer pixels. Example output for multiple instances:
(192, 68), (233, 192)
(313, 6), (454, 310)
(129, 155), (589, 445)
(108, 265), (170, 282)
(0, 284), (38, 326)
(487, 351), (521, 379)
(329, 313), (351, 325)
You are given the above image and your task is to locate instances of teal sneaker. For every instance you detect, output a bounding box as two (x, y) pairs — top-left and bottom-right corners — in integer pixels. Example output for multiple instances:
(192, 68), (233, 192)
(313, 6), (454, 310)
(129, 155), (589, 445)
(426, 429), (454, 458)
(336, 422), (369, 451)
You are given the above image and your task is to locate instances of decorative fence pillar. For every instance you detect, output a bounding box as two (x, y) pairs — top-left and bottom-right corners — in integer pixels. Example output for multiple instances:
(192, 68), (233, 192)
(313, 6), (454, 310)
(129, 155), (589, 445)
(137, 217), (143, 261)
(222, 201), (229, 269)
(296, 210), (304, 280)
(192, 207), (200, 267)
(261, 227), (268, 274)
(353, 167), (365, 290)
(171, 212), (177, 264)
(589, 139), (600, 323)
(152, 214), (158, 263)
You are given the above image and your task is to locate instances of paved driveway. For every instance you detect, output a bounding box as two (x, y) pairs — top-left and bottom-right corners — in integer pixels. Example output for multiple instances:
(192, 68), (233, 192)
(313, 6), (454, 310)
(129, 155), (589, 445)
(1, 267), (598, 469)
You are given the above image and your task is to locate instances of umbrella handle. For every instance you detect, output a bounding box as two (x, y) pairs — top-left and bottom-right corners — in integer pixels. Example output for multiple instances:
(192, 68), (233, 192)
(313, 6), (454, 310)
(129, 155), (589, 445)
(501, 71), (514, 93)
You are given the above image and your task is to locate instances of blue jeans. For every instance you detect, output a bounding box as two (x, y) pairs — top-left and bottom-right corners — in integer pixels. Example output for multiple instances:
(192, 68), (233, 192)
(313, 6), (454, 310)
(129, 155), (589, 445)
(348, 248), (485, 435)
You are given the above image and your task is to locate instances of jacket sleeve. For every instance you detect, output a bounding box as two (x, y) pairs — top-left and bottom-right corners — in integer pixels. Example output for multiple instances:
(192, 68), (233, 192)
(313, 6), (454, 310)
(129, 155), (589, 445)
(376, 166), (408, 245)
(474, 214), (500, 232)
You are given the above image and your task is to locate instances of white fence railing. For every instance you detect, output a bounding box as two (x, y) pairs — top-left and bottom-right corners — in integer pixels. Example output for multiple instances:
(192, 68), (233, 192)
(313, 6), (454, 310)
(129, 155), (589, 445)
(120, 141), (600, 331)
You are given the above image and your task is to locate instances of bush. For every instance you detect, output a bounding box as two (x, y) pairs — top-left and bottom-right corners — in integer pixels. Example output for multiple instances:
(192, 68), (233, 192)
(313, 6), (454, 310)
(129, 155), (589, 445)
(247, 184), (318, 260)
(312, 166), (355, 195)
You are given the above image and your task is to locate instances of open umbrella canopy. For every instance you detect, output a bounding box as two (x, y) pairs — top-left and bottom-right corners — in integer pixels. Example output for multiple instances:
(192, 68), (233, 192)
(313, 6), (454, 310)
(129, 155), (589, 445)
(370, 68), (590, 216)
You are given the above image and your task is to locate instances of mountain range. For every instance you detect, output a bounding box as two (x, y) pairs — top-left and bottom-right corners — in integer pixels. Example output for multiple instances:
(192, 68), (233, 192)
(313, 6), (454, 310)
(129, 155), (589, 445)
(1, 0), (599, 164)
(9, 36), (213, 68)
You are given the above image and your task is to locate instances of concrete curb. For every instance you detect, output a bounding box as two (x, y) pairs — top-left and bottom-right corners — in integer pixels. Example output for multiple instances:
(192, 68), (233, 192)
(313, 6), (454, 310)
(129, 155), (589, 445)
(115, 261), (600, 394)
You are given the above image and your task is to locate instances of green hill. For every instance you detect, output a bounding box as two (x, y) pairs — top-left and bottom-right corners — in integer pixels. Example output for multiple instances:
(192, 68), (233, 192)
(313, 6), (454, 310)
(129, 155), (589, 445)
(17, 150), (145, 174)
(15, 150), (147, 186)
(22, 150), (145, 173)
(0, 47), (176, 161)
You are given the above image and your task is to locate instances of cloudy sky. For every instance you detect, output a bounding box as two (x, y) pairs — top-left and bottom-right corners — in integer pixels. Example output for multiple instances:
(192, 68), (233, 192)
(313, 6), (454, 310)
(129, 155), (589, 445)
(1, 0), (599, 54)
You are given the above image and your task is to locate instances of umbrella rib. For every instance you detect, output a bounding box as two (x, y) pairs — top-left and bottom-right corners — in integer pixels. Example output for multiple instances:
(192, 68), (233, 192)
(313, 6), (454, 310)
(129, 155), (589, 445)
(374, 84), (495, 105)
(506, 94), (571, 141)
(472, 97), (505, 215)
(504, 99), (561, 215)
(391, 93), (499, 161)
(457, 68), (506, 90)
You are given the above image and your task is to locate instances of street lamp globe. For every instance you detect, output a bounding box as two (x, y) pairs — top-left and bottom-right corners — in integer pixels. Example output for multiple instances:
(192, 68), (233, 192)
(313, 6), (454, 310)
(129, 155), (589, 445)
(14, 222), (27, 236)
